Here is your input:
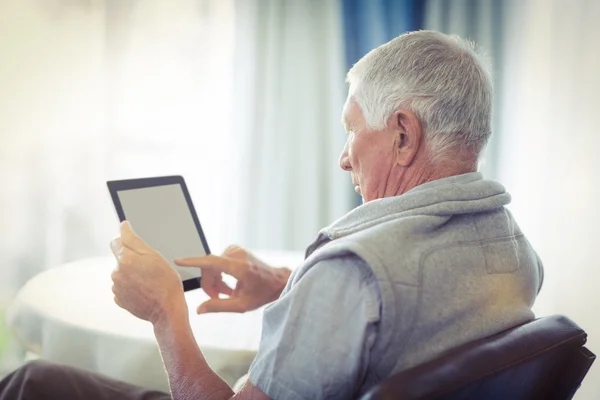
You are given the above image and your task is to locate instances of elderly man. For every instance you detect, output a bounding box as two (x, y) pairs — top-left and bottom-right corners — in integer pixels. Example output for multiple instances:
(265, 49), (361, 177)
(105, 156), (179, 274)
(0, 30), (542, 400)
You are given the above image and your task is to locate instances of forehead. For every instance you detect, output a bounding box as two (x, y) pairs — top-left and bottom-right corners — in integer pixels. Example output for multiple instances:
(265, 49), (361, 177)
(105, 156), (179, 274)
(341, 97), (364, 130)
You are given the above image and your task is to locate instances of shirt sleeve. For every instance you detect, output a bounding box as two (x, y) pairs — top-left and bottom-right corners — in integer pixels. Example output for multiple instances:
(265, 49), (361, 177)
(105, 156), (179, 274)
(248, 254), (381, 400)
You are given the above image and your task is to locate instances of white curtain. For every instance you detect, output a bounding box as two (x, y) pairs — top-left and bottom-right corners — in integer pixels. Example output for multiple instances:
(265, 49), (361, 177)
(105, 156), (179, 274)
(229, 0), (353, 251)
(0, 0), (235, 303)
(496, 1), (600, 398)
(427, 1), (600, 398)
(0, 0), (353, 371)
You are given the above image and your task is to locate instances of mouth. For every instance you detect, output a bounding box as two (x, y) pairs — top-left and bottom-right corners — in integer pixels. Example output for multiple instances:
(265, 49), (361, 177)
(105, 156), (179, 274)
(351, 177), (360, 194)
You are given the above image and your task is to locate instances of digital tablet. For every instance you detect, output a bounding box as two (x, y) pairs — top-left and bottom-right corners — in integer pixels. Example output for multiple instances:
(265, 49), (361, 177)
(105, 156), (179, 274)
(107, 175), (208, 291)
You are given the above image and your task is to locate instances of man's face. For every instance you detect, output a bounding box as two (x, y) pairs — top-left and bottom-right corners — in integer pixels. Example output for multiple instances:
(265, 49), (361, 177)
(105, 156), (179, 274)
(339, 98), (397, 203)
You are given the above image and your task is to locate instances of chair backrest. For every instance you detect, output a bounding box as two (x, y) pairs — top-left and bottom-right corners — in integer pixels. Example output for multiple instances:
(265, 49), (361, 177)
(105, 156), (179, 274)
(360, 315), (596, 400)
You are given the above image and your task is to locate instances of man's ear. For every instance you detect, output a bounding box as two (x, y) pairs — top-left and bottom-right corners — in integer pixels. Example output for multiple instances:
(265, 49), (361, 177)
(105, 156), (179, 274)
(392, 109), (423, 167)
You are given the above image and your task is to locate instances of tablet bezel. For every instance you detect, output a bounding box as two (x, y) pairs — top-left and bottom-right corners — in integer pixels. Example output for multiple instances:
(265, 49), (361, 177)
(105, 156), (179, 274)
(107, 175), (208, 291)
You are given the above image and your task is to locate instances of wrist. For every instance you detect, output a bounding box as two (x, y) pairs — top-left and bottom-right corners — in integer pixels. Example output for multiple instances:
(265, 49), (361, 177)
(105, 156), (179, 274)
(153, 293), (188, 332)
(271, 266), (292, 299)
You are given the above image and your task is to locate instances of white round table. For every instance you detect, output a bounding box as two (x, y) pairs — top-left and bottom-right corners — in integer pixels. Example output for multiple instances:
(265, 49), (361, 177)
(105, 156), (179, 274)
(6, 251), (304, 392)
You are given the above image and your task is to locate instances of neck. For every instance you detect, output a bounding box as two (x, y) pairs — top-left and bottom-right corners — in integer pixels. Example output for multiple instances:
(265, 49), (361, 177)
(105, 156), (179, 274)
(391, 150), (478, 197)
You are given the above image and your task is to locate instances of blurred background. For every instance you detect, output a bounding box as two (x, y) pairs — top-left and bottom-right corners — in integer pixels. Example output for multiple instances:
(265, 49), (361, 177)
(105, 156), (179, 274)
(1, 0), (599, 398)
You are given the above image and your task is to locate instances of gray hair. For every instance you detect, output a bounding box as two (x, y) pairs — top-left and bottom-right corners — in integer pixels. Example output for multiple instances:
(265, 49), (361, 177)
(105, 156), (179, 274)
(347, 30), (493, 161)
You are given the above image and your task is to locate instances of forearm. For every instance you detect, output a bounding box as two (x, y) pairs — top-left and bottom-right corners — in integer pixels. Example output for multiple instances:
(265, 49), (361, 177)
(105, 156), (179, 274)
(153, 299), (233, 400)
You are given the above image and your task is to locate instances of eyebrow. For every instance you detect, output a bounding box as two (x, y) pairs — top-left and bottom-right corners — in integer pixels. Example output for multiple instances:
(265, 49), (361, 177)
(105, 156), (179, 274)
(341, 117), (355, 132)
(341, 117), (348, 131)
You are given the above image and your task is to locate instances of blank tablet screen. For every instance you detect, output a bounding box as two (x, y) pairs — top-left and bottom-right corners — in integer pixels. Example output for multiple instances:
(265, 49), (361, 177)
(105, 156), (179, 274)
(116, 184), (204, 282)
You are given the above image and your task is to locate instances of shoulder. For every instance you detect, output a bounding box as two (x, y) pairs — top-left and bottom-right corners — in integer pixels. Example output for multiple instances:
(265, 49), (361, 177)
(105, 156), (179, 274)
(250, 254), (382, 399)
(288, 252), (374, 289)
(283, 253), (380, 319)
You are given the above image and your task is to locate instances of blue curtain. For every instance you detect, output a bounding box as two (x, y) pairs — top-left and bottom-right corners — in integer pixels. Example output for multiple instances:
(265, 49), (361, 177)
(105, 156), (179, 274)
(341, 0), (424, 204)
(341, 0), (425, 69)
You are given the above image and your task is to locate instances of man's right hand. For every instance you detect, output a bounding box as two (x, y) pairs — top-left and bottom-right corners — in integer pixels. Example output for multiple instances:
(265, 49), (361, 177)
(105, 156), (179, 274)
(175, 246), (291, 314)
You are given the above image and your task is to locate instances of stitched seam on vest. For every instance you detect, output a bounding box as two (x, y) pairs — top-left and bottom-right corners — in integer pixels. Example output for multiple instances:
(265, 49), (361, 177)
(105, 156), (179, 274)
(391, 234), (528, 373)
(418, 234), (525, 280)
(342, 242), (396, 382)
(470, 213), (488, 272)
(382, 255), (426, 375)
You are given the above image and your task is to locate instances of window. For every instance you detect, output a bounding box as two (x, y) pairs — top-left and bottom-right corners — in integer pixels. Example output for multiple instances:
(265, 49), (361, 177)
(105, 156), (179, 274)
(0, 0), (235, 310)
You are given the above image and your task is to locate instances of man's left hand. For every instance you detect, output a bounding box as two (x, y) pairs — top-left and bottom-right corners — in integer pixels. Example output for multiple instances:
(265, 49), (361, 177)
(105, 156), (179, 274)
(109, 221), (184, 325)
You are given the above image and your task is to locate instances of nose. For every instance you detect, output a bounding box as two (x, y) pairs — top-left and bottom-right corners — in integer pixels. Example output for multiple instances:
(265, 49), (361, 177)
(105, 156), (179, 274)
(339, 139), (351, 171)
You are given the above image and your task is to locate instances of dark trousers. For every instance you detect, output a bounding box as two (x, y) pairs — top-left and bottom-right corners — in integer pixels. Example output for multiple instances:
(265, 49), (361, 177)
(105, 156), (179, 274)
(0, 360), (171, 400)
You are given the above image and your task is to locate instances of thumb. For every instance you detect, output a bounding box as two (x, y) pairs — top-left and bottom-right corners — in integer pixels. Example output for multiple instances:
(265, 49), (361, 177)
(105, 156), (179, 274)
(120, 221), (148, 253)
(197, 298), (247, 314)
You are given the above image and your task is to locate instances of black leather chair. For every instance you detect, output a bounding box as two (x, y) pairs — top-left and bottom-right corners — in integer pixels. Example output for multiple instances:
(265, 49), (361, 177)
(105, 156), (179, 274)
(360, 315), (595, 400)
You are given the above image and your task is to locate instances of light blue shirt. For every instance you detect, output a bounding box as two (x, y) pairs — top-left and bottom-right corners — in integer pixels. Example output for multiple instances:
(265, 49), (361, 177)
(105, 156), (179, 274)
(248, 254), (382, 399)
(248, 173), (543, 399)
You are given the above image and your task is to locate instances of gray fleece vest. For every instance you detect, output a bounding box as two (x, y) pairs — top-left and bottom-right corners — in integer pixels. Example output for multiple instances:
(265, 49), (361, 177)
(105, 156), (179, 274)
(303, 172), (543, 387)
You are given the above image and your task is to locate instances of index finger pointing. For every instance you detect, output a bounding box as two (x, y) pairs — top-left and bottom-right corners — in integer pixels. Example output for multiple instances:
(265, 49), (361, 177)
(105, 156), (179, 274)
(174, 255), (241, 277)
